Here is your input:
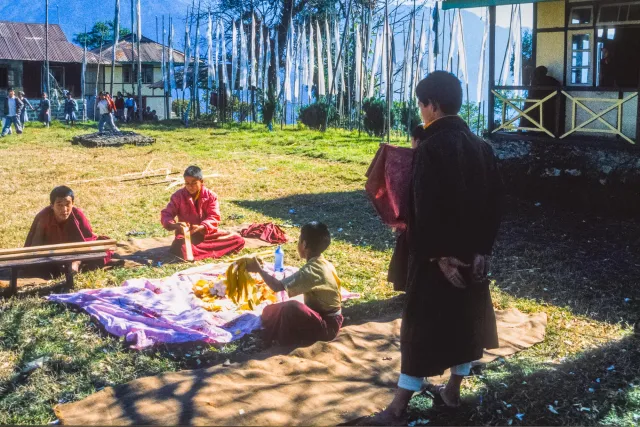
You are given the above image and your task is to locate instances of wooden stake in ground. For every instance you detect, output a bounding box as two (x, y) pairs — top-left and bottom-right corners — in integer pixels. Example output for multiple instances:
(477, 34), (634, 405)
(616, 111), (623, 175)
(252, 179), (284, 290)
(182, 226), (195, 261)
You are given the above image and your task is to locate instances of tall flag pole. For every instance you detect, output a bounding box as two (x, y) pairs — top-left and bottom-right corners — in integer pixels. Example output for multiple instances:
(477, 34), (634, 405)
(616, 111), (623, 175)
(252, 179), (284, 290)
(45, 0), (50, 98)
(294, 24), (301, 104)
(169, 19), (176, 94)
(385, 0), (390, 143)
(315, 21), (325, 97)
(381, 18), (388, 98)
(274, 28), (280, 98)
(231, 22), (237, 93)
(414, 11), (426, 89)
(258, 22), (263, 91)
(432, 2), (440, 72)
(192, 0), (202, 118)
(307, 21), (314, 101)
(215, 19), (221, 96)
(334, 19), (344, 94)
(162, 15), (168, 119)
(81, 25), (87, 121)
(284, 19), (292, 103)
(110, 0), (120, 95)
(136, 0), (142, 121)
(251, 13), (257, 89)
(354, 24), (362, 105)
(513, 4), (523, 86)
(183, 8), (191, 98)
(207, 12), (214, 92)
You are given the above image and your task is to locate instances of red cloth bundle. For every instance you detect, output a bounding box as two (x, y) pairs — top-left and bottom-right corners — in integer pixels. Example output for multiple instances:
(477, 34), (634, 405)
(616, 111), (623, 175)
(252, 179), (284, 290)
(240, 223), (288, 244)
(365, 144), (414, 229)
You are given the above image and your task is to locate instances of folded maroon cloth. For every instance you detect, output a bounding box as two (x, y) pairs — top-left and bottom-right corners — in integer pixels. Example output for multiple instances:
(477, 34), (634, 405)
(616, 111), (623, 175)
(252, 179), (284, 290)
(365, 144), (414, 229)
(240, 223), (288, 244)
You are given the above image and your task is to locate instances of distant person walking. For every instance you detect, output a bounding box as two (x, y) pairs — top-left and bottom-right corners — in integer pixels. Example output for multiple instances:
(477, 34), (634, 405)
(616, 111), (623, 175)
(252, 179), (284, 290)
(125, 94), (136, 123)
(115, 93), (125, 122)
(38, 92), (51, 127)
(18, 91), (35, 127)
(97, 92), (119, 133)
(1, 87), (24, 137)
(64, 93), (78, 126)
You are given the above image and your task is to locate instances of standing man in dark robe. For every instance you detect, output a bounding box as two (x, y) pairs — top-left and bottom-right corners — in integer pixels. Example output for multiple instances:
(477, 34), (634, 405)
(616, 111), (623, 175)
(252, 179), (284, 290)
(371, 71), (504, 424)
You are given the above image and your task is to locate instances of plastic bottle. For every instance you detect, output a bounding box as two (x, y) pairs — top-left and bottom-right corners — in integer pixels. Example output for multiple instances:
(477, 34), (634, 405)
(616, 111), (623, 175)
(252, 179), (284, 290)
(274, 245), (284, 272)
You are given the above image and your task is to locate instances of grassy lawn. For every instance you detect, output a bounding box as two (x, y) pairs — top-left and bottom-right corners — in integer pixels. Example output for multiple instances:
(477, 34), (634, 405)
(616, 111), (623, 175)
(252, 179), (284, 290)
(0, 121), (638, 425)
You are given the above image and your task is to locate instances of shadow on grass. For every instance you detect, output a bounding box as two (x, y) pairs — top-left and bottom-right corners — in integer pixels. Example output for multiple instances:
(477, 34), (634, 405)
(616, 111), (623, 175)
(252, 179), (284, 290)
(234, 190), (393, 252)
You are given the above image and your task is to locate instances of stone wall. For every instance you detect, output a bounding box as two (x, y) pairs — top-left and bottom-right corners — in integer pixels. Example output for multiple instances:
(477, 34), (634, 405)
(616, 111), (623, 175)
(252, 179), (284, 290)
(489, 137), (640, 214)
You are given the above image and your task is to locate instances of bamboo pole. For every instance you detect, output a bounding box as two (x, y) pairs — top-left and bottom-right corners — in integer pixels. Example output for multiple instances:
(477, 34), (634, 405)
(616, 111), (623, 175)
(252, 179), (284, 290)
(0, 246), (115, 263)
(182, 226), (195, 261)
(136, 0), (143, 121)
(0, 240), (117, 257)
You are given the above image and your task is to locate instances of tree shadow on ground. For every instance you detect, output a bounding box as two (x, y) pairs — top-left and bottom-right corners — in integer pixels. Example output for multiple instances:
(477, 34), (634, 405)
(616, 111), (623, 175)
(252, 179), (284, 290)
(234, 190), (393, 252)
(492, 196), (640, 325)
(396, 333), (640, 426)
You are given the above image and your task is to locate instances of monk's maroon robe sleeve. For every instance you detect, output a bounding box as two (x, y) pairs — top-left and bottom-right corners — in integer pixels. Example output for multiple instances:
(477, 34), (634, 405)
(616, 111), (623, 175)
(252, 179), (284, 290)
(200, 193), (221, 234)
(161, 192), (181, 230)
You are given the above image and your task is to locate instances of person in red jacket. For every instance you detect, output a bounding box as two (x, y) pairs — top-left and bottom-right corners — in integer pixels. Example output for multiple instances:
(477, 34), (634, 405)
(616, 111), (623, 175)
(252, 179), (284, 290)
(161, 166), (245, 261)
(24, 186), (112, 277)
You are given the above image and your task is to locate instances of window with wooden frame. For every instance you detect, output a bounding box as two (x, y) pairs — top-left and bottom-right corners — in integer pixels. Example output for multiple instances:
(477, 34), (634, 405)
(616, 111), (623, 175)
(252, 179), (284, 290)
(597, 1), (640, 25)
(123, 66), (136, 84)
(141, 65), (154, 84)
(569, 32), (593, 85)
(569, 6), (594, 27)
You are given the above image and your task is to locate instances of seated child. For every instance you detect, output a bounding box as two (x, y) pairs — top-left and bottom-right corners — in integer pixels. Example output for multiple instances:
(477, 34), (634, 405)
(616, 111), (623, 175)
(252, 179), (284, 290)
(24, 186), (112, 276)
(247, 222), (343, 346)
(161, 165), (245, 261)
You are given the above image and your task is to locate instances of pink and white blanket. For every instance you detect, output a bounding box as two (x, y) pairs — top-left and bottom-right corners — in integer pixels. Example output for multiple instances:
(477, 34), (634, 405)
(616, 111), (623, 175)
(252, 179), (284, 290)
(46, 263), (360, 349)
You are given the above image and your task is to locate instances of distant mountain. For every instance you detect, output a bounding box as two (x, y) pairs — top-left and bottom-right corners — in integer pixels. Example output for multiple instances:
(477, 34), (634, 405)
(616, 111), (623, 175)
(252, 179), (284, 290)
(1, 2), (513, 102)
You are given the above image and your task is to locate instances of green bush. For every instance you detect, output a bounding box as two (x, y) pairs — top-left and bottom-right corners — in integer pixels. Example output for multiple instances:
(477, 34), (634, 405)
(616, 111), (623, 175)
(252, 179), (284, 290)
(394, 101), (421, 134)
(363, 98), (395, 137)
(299, 102), (338, 131)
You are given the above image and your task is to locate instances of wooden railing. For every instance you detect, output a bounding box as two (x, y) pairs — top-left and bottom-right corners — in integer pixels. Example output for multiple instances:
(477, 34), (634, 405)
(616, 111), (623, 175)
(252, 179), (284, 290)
(490, 86), (640, 145)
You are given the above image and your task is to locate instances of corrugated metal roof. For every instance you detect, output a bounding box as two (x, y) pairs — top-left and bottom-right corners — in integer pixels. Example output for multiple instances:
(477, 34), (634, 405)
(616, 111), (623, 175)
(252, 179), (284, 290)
(93, 34), (185, 64)
(0, 21), (102, 63)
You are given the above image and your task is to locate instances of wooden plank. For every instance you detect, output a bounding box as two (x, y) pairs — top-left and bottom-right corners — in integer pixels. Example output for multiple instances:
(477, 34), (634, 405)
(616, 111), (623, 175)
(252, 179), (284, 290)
(183, 226), (194, 262)
(0, 239), (117, 257)
(9, 268), (17, 296)
(487, 5), (496, 134)
(0, 253), (107, 269)
(0, 245), (115, 262)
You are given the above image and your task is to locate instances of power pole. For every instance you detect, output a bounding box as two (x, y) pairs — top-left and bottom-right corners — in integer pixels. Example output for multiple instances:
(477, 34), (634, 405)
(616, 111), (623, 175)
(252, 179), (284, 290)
(137, 0), (143, 121)
(111, 0), (120, 95)
(45, 0), (50, 98)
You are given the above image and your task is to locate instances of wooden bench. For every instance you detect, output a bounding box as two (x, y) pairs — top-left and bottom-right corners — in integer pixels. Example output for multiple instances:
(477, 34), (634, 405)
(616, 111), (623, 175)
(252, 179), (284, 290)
(0, 240), (117, 296)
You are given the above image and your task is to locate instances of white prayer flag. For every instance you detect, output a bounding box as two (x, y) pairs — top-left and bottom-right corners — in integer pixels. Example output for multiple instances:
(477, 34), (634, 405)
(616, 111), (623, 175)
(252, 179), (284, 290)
(207, 13), (213, 90)
(240, 23), (248, 89)
(315, 21), (325, 97)
(275, 29), (280, 97)
(183, 21), (191, 93)
(477, 8), (488, 102)
(381, 20), (388, 97)
(333, 19), (344, 92)
(324, 19), (334, 95)
(169, 23), (176, 90)
(403, 18), (414, 101)
(264, 30), (271, 93)
(354, 24), (362, 102)
(456, 10), (468, 85)
(221, 22), (230, 97)
(300, 25), (307, 99)
(368, 29), (382, 99)
(513, 5), (522, 86)
(251, 14), (257, 88)
(308, 22), (315, 99)
(258, 23), (263, 90)
(284, 21), (292, 102)
(231, 22), (237, 91)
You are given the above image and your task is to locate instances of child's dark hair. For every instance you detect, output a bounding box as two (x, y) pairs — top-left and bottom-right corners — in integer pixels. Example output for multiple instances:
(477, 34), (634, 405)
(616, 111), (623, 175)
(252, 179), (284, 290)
(184, 165), (204, 180)
(50, 186), (75, 205)
(300, 222), (331, 254)
(415, 71), (463, 115)
(412, 124), (428, 141)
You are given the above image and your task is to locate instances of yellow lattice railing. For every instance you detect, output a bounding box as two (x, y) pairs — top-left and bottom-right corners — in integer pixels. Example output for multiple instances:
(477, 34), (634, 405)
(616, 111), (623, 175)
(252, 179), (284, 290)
(560, 91), (638, 145)
(492, 90), (558, 137)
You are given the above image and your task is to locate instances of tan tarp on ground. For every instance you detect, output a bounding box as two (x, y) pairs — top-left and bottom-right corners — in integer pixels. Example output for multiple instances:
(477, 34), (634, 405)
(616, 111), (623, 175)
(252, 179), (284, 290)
(56, 308), (547, 426)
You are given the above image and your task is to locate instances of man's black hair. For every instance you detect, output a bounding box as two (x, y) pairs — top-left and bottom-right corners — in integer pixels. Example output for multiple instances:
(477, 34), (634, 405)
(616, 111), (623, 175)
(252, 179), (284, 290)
(300, 222), (331, 254)
(50, 186), (75, 205)
(184, 165), (204, 180)
(415, 71), (463, 115)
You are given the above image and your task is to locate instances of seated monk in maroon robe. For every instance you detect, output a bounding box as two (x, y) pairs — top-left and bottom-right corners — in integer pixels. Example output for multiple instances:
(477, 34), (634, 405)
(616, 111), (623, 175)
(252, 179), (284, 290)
(161, 166), (245, 261)
(24, 186), (112, 277)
